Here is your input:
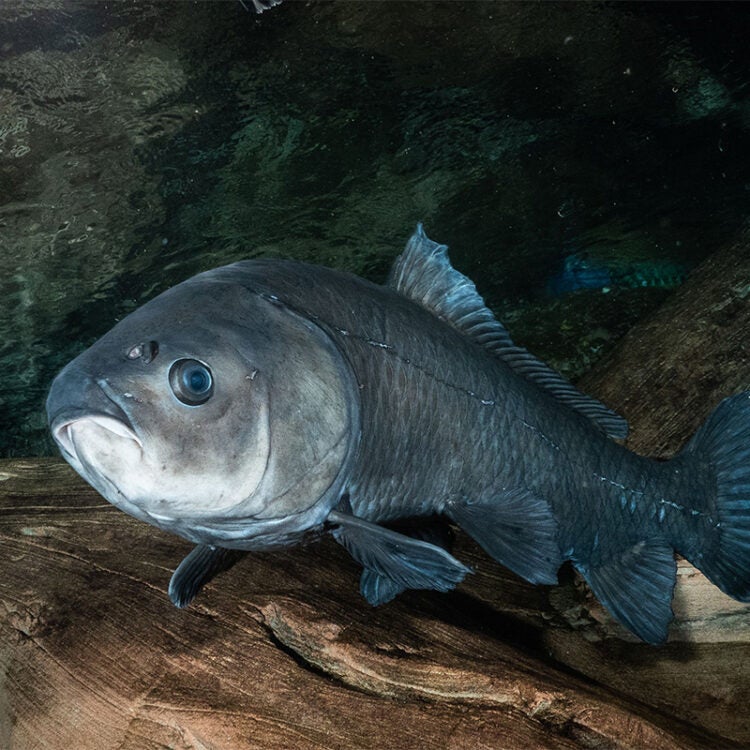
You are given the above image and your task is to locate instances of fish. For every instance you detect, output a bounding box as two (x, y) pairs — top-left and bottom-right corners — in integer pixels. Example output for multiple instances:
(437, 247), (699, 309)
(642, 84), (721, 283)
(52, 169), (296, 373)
(46, 225), (750, 644)
(546, 252), (688, 296)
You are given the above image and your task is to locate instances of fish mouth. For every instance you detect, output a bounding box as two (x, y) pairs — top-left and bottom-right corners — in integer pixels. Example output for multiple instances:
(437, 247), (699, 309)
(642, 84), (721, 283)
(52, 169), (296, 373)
(49, 408), (147, 525)
(47, 368), (143, 464)
(51, 411), (143, 461)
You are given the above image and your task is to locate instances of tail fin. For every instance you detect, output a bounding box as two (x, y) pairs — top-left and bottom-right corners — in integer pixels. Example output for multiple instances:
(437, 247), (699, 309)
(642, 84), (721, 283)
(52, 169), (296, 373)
(680, 392), (750, 601)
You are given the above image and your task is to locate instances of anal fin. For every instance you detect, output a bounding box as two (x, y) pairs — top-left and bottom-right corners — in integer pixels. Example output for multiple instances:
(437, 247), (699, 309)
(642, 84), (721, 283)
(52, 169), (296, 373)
(577, 541), (676, 644)
(447, 489), (562, 585)
(169, 544), (248, 608)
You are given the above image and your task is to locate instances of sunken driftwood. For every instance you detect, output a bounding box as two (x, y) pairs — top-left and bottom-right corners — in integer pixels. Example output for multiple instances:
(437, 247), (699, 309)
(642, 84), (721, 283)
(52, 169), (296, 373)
(543, 232), (750, 745)
(1, 237), (749, 749)
(0, 460), (741, 750)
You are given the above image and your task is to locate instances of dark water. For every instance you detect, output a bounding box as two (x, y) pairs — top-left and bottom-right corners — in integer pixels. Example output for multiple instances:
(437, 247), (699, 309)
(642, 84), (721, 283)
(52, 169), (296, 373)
(2, 1), (750, 457)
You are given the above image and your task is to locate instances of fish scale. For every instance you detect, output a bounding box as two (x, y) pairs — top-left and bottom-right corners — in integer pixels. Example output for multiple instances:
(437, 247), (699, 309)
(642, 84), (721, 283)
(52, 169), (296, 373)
(249, 263), (688, 571)
(339, 315), (480, 522)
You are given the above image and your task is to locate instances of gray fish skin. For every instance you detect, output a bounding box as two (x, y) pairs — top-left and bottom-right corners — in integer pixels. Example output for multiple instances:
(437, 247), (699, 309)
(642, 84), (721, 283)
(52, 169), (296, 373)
(47, 226), (750, 644)
(47, 278), (360, 549)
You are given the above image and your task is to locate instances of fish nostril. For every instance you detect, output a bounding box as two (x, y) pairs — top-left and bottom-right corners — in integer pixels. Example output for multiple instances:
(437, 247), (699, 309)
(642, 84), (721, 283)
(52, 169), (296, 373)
(126, 341), (159, 364)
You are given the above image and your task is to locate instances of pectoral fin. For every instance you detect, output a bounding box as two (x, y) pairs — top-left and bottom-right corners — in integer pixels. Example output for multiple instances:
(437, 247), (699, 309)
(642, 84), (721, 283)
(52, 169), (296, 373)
(169, 544), (248, 608)
(359, 569), (405, 606)
(358, 517), (456, 605)
(328, 510), (471, 603)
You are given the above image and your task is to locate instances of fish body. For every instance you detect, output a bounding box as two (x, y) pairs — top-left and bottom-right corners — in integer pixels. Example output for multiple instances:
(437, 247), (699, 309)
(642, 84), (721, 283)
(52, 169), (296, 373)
(47, 226), (750, 643)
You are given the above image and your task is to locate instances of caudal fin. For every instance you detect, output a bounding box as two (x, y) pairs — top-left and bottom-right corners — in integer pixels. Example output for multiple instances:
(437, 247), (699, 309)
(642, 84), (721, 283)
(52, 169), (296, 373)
(680, 392), (750, 601)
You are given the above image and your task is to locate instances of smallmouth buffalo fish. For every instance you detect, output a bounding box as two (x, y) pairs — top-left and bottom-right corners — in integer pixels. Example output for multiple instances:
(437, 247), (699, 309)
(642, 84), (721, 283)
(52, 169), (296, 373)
(46, 225), (750, 643)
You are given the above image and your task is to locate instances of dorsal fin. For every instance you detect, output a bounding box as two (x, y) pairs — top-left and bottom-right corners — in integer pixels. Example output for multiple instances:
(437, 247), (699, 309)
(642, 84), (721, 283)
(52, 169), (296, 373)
(387, 224), (628, 440)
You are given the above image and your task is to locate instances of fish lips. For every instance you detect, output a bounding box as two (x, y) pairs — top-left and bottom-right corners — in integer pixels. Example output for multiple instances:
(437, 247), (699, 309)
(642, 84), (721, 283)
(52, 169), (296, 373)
(47, 369), (142, 463)
(50, 408), (143, 463)
(48, 402), (153, 530)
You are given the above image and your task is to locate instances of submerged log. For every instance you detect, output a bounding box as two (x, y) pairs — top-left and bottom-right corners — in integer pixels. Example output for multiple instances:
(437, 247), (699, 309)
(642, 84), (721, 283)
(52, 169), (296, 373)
(1, 236), (749, 749)
(579, 230), (750, 459)
(553, 232), (750, 742)
(0, 459), (738, 750)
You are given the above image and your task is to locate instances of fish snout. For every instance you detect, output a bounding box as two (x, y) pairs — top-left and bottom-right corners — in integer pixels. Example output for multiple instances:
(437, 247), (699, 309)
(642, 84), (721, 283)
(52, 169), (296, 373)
(47, 366), (141, 461)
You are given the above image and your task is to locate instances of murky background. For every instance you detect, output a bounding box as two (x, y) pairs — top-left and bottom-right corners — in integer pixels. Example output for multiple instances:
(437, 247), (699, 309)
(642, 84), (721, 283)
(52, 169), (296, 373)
(2, 1), (749, 457)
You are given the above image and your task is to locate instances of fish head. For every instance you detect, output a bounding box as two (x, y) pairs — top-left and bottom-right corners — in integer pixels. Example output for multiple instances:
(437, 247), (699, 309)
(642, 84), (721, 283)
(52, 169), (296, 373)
(47, 271), (359, 549)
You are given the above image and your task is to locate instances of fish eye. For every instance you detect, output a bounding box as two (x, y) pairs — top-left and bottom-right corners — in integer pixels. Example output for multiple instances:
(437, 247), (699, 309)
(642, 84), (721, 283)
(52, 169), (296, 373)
(169, 359), (214, 406)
